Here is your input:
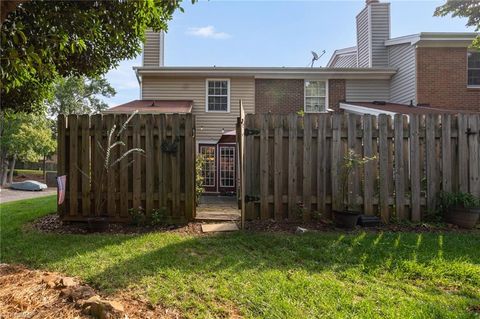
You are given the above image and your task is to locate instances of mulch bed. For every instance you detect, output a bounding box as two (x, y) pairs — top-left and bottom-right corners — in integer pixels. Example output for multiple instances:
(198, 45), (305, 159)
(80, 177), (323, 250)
(0, 264), (180, 319)
(30, 214), (203, 235)
(30, 213), (478, 236)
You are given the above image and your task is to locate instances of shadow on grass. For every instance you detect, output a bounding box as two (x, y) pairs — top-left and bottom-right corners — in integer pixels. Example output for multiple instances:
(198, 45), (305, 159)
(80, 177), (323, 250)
(85, 230), (480, 293)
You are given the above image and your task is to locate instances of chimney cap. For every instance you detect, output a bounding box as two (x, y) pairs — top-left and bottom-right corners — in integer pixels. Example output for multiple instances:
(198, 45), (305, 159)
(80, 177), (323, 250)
(366, 0), (380, 5)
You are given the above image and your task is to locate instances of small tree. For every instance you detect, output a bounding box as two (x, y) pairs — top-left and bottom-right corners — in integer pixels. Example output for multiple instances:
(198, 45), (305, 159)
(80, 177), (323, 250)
(339, 149), (376, 212)
(79, 111), (144, 216)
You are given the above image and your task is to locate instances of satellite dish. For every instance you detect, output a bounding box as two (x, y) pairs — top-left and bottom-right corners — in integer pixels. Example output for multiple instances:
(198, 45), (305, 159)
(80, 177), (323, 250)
(310, 50), (326, 68)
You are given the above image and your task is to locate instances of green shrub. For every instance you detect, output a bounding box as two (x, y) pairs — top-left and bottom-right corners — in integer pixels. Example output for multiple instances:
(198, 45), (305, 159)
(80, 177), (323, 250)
(128, 206), (146, 226)
(151, 207), (171, 226)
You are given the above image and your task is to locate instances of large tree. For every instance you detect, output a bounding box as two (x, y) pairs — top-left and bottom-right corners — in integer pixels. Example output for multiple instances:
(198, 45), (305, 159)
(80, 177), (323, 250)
(48, 76), (116, 116)
(0, 111), (56, 185)
(435, 0), (480, 49)
(1, 0), (189, 112)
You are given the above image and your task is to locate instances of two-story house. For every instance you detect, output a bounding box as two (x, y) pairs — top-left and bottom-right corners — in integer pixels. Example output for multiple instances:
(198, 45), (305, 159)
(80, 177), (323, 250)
(107, 0), (479, 194)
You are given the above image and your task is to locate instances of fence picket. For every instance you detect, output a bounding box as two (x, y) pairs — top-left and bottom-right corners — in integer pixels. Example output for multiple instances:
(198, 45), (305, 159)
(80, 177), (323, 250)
(287, 114), (298, 219)
(394, 114), (405, 220)
(409, 115), (421, 222)
(273, 115), (283, 220)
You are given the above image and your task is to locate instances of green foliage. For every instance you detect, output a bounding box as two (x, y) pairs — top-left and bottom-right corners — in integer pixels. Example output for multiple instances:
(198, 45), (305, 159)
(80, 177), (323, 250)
(128, 206), (147, 226)
(434, 1), (480, 49)
(2, 196), (480, 318)
(1, 0), (191, 112)
(0, 110), (56, 162)
(340, 149), (376, 211)
(195, 154), (206, 205)
(438, 191), (480, 211)
(151, 207), (172, 226)
(47, 76), (116, 116)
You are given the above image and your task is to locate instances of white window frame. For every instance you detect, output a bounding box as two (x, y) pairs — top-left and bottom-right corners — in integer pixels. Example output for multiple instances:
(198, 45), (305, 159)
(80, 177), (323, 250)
(205, 79), (231, 113)
(304, 80), (329, 113)
(199, 144), (216, 188)
(467, 51), (480, 88)
(219, 145), (236, 188)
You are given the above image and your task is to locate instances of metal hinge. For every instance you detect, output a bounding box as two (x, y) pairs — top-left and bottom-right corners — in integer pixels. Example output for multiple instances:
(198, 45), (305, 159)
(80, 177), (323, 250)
(244, 128), (260, 136)
(245, 195), (260, 203)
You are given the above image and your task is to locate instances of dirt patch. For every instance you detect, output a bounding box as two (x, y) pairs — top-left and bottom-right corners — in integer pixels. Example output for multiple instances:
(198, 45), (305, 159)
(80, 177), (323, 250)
(30, 214), (205, 235)
(0, 264), (181, 318)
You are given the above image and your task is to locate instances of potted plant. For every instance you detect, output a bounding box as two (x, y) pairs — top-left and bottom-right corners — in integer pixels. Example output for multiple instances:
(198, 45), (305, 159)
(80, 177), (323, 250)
(438, 191), (480, 229)
(333, 149), (375, 229)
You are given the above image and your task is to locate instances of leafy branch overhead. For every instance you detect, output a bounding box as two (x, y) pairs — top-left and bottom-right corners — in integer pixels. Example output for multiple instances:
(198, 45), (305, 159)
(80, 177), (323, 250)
(435, 0), (480, 49)
(1, 0), (194, 112)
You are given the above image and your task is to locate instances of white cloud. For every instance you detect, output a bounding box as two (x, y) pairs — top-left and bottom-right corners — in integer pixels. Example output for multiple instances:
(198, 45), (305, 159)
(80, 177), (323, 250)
(186, 26), (231, 39)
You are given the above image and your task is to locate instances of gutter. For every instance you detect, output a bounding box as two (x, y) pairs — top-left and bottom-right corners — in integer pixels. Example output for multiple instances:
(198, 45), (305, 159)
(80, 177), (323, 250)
(133, 66), (397, 80)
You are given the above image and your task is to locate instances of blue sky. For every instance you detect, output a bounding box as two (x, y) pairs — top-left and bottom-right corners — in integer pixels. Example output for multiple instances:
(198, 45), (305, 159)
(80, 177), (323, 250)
(104, 0), (474, 107)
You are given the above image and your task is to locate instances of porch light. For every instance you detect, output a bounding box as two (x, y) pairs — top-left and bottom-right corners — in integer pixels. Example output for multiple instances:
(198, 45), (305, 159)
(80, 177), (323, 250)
(222, 128), (225, 134)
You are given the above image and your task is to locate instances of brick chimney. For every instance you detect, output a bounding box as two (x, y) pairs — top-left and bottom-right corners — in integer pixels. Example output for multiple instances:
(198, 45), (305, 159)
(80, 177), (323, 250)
(356, 1), (390, 67)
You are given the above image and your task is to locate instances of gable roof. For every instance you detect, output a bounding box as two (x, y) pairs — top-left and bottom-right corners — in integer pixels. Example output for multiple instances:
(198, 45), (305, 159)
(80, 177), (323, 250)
(104, 100), (193, 114)
(326, 46), (358, 68)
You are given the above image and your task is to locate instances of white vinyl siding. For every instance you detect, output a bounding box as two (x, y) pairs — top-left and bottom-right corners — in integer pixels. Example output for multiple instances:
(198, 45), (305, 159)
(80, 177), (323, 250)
(370, 3), (390, 67)
(304, 80), (327, 113)
(143, 30), (163, 67)
(356, 3), (390, 68)
(331, 54), (358, 68)
(388, 43), (416, 105)
(356, 7), (370, 68)
(346, 79), (390, 102)
(141, 76), (255, 141)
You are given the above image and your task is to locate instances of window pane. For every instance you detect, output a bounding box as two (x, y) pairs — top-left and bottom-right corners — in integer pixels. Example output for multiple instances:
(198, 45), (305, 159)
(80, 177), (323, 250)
(207, 80), (229, 111)
(468, 51), (480, 69)
(305, 81), (325, 97)
(468, 69), (480, 86)
(305, 97), (325, 113)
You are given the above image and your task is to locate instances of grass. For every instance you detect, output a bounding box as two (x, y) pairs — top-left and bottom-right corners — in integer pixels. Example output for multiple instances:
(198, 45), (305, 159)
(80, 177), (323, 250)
(1, 196), (480, 318)
(12, 169), (55, 176)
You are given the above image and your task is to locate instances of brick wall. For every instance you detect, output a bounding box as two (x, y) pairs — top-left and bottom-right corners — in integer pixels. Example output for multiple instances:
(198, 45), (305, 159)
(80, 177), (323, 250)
(328, 79), (346, 112)
(255, 79), (347, 114)
(255, 79), (304, 114)
(416, 47), (480, 111)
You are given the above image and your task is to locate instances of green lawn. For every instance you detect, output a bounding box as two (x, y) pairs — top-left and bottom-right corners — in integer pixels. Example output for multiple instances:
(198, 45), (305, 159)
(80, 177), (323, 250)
(1, 196), (480, 318)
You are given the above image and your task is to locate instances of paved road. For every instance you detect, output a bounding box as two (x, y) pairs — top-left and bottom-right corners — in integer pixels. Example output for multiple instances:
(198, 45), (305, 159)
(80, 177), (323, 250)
(0, 187), (57, 204)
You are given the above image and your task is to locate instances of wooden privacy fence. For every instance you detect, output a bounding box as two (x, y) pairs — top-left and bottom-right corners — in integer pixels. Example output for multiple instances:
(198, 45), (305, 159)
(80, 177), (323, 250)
(238, 113), (480, 222)
(57, 113), (196, 223)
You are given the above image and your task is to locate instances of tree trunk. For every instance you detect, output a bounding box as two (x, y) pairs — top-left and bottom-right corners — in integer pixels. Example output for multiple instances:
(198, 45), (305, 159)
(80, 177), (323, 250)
(43, 154), (47, 181)
(7, 155), (16, 184)
(0, 158), (8, 186)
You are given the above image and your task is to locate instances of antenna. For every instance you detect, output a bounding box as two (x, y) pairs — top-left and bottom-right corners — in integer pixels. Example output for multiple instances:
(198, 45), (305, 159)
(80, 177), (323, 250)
(310, 50), (326, 68)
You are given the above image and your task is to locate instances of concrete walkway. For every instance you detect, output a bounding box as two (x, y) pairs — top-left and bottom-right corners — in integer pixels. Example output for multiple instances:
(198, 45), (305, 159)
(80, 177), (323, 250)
(0, 187), (57, 204)
(196, 195), (240, 221)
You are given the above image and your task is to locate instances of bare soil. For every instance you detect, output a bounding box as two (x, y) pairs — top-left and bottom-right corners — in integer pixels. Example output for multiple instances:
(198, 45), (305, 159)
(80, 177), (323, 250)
(0, 264), (181, 319)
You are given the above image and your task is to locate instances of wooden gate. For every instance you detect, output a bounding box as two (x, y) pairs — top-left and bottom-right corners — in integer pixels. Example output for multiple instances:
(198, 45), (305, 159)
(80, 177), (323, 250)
(238, 113), (480, 223)
(57, 113), (196, 223)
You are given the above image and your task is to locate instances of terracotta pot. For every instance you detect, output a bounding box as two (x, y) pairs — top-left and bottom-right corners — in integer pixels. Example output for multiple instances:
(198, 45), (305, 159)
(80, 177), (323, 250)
(445, 205), (480, 229)
(333, 210), (361, 229)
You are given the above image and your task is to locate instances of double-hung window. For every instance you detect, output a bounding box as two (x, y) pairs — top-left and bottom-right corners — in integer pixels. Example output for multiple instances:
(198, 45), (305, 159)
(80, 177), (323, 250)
(206, 79), (230, 112)
(468, 51), (480, 87)
(304, 80), (327, 113)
